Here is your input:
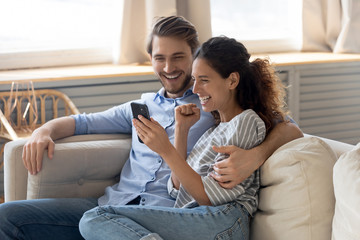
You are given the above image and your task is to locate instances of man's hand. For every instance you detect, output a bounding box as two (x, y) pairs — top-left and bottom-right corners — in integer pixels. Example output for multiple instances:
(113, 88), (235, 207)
(21, 116), (76, 175)
(210, 146), (262, 189)
(210, 122), (303, 189)
(22, 128), (55, 175)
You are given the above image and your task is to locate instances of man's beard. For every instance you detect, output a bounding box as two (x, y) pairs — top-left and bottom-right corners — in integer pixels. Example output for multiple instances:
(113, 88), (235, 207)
(161, 73), (192, 97)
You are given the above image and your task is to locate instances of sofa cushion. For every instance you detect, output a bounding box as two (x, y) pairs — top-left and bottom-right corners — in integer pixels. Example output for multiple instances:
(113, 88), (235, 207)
(250, 137), (337, 240)
(332, 142), (360, 240)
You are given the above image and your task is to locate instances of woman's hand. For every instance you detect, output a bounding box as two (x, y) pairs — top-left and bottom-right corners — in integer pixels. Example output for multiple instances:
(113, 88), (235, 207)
(175, 103), (200, 131)
(133, 116), (173, 155)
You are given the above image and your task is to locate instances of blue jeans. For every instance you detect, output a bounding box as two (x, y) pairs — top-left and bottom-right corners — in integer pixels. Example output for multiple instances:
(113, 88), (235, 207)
(0, 198), (98, 240)
(79, 202), (249, 240)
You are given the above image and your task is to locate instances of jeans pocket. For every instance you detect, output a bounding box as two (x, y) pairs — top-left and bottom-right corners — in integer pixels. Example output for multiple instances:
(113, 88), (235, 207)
(214, 212), (249, 240)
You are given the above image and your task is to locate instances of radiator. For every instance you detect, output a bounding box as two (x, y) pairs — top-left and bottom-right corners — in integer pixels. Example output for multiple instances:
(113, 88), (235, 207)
(287, 65), (360, 145)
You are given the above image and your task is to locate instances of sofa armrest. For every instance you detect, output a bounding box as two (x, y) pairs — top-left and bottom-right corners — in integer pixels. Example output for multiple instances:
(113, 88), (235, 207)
(303, 134), (354, 158)
(4, 134), (131, 202)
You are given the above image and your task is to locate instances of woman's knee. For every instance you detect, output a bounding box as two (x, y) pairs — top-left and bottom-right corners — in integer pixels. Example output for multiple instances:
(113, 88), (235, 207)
(79, 207), (99, 239)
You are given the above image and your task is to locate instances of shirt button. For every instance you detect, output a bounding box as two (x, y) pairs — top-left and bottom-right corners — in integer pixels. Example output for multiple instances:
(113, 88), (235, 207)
(158, 159), (162, 163)
(151, 177), (155, 181)
(141, 198), (145, 202)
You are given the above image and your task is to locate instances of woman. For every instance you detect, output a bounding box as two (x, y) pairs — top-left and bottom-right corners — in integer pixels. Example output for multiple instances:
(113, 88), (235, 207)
(79, 36), (287, 240)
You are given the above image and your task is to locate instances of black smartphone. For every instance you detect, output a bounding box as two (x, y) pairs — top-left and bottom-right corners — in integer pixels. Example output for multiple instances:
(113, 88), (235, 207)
(131, 102), (150, 143)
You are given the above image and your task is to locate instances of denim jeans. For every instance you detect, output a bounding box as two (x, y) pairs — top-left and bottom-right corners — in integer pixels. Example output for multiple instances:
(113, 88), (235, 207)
(79, 202), (249, 240)
(0, 198), (98, 240)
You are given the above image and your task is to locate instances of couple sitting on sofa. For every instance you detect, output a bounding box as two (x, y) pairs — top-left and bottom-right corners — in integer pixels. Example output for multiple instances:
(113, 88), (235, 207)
(0, 16), (302, 239)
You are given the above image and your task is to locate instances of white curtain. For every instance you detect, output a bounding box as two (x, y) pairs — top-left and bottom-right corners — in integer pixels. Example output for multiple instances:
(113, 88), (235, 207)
(113, 0), (212, 65)
(114, 0), (360, 63)
(302, 0), (360, 53)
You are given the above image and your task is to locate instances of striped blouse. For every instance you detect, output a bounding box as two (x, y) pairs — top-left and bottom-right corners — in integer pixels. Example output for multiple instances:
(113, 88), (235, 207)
(169, 109), (266, 215)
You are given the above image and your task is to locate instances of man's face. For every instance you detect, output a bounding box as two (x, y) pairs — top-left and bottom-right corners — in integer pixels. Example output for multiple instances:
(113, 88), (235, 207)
(150, 36), (193, 99)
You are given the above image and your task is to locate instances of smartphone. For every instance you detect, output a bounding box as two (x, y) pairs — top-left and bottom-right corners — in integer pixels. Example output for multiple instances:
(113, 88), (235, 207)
(131, 102), (150, 143)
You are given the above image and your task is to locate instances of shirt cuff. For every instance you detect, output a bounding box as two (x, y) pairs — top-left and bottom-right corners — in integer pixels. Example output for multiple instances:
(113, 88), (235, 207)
(167, 175), (179, 199)
(71, 114), (87, 135)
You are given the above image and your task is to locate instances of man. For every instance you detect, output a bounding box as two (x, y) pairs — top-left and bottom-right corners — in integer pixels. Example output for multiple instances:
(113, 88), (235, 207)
(0, 16), (302, 239)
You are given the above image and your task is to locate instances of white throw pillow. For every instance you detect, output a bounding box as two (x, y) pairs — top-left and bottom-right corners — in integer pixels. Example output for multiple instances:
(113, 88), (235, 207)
(332, 142), (360, 240)
(251, 137), (337, 240)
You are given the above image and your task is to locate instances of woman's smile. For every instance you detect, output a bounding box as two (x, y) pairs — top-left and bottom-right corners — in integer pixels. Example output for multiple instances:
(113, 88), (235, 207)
(198, 95), (211, 105)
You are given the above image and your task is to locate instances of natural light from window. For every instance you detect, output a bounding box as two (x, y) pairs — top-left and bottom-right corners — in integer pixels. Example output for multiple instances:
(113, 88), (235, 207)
(0, 0), (118, 52)
(0, 0), (120, 69)
(210, 0), (302, 53)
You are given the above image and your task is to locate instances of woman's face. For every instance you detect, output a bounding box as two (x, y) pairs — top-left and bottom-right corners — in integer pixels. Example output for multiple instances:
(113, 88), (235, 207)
(192, 58), (238, 120)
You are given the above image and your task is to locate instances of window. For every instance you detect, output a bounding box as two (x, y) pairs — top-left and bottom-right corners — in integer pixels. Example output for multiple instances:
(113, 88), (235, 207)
(0, 0), (122, 70)
(210, 0), (302, 53)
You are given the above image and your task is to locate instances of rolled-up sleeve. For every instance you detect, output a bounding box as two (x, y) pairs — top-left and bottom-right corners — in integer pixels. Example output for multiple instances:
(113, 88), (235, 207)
(71, 114), (88, 135)
(202, 174), (254, 206)
(71, 103), (133, 135)
(167, 175), (179, 199)
(174, 109), (266, 208)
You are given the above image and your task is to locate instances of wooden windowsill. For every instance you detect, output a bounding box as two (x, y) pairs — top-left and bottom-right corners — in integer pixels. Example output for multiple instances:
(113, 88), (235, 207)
(1, 52), (360, 84)
(0, 63), (155, 85)
(255, 52), (360, 66)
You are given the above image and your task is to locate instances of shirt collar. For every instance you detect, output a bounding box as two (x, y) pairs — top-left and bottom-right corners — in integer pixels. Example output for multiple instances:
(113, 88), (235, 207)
(153, 87), (194, 102)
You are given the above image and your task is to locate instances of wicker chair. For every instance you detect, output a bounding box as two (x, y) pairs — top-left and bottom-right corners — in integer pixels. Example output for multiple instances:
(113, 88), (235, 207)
(0, 88), (80, 155)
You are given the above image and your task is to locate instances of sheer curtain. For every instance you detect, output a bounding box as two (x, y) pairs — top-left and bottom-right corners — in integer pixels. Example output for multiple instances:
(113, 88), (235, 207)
(302, 0), (360, 53)
(114, 0), (360, 65)
(113, 0), (212, 65)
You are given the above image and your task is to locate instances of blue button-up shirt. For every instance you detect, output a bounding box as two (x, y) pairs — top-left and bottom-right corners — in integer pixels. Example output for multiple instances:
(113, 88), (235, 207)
(72, 87), (215, 207)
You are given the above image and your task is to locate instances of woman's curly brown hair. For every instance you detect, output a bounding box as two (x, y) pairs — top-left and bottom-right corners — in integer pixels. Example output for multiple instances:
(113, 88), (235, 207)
(194, 36), (288, 132)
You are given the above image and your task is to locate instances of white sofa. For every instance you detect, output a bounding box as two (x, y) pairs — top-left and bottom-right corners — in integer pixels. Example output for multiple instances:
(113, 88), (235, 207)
(3, 134), (359, 240)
